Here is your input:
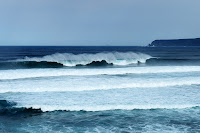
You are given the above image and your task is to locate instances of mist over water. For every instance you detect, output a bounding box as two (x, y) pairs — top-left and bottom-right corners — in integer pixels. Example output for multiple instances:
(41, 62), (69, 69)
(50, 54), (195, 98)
(1, 46), (200, 132)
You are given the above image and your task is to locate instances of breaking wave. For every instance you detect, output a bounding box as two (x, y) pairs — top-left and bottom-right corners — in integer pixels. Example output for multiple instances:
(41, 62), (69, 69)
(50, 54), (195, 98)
(1, 52), (200, 69)
(0, 100), (42, 115)
(21, 104), (200, 112)
(1, 100), (200, 113)
(15, 52), (152, 66)
(1, 100), (200, 132)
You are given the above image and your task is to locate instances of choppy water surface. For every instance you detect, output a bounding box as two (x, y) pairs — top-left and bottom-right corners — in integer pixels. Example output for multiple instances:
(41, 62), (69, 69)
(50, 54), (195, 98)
(0, 46), (200, 132)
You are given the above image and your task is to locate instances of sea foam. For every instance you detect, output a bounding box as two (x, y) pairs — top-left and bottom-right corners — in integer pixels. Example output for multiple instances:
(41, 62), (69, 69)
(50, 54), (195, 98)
(15, 52), (151, 66)
(0, 75), (200, 93)
(1, 66), (200, 80)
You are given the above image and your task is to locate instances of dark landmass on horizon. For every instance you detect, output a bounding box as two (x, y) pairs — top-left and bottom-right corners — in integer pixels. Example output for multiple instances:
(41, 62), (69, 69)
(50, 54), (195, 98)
(1, 38), (200, 47)
(149, 38), (200, 47)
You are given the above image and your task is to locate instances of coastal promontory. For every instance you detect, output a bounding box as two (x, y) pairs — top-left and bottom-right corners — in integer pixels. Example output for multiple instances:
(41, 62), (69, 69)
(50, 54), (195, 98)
(149, 38), (200, 47)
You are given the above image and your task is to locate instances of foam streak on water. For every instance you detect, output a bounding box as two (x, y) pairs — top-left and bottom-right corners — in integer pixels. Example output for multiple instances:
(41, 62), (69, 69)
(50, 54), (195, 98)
(1, 48), (200, 132)
(1, 66), (200, 80)
(1, 84), (200, 111)
(0, 71), (200, 93)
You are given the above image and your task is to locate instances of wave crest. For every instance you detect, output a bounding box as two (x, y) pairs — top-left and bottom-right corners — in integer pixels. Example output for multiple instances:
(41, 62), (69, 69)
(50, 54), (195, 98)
(16, 52), (152, 66)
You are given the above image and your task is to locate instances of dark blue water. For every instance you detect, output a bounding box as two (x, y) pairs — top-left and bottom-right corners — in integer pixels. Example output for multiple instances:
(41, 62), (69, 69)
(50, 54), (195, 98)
(0, 46), (200, 60)
(1, 46), (200, 132)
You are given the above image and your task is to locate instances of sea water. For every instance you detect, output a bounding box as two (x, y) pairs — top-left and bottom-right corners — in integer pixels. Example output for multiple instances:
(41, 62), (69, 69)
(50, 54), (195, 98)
(0, 46), (200, 132)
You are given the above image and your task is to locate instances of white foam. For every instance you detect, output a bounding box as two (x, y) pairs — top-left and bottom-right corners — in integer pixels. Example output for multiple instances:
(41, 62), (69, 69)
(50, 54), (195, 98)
(1, 66), (200, 80)
(15, 52), (151, 66)
(26, 104), (200, 112)
(0, 75), (200, 93)
(3, 82), (200, 112)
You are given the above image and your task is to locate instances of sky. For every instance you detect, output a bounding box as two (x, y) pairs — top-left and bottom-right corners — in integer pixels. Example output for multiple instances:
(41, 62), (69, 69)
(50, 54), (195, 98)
(0, 0), (200, 46)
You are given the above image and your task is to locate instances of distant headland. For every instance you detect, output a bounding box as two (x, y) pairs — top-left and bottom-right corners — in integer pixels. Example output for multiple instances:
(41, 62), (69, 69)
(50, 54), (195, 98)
(148, 38), (200, 47)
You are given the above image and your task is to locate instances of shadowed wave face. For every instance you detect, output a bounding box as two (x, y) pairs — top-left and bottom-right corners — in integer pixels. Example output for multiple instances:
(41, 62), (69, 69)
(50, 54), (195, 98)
(15, 52), (151, 66)
(1, 46), (200, 132)
(1, 51), (200, 69)
(1, 99), (200, 132)
(0, 52), (151, 69)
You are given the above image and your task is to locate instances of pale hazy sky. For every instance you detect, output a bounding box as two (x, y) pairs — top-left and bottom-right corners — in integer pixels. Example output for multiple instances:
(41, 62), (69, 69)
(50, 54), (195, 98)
(0, 0), (200, 46)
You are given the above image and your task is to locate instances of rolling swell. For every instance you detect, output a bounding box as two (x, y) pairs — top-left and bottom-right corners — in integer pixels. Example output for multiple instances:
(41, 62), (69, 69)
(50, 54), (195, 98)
(1, 100), (200, 115)
(1, 58), (200, 70)
(1, 52), (200, 69)
(146, 58), (200, 66)
(1, 99), (200, 132)
(0, 60), (114, 70)
(0, 61), (64, 69)
(0, 100), (42, 116)
(15, 52), (151, 67)
(1, 106), (200, 132)
(76, 60), (113, 66)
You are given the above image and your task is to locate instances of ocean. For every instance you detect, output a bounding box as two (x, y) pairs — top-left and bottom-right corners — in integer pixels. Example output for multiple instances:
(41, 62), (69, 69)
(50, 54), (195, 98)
(0, 46), (200, 133)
